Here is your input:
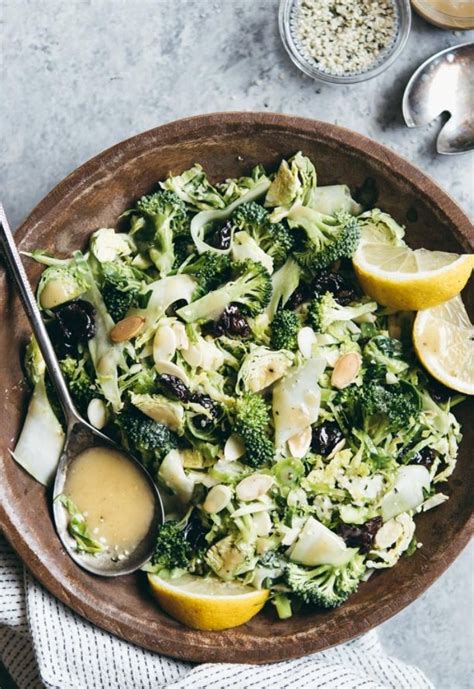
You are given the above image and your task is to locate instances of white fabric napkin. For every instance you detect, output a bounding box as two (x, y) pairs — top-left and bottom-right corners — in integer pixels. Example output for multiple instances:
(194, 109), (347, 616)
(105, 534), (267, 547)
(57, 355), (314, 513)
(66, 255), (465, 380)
(0, 538), (433, 689)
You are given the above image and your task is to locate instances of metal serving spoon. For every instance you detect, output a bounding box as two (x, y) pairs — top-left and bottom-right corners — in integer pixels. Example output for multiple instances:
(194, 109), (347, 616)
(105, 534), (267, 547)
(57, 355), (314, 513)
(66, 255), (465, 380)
(0, 205), (163, 576)
(403, 42), (474, 155)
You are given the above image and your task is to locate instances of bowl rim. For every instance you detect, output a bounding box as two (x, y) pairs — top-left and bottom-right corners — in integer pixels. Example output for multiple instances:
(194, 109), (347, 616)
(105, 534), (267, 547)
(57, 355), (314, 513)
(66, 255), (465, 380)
(0, 112), (472, 664)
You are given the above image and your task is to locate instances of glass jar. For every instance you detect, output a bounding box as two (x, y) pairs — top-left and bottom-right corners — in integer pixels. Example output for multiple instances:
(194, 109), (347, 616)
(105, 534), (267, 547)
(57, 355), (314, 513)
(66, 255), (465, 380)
(411, 0), (474, 29)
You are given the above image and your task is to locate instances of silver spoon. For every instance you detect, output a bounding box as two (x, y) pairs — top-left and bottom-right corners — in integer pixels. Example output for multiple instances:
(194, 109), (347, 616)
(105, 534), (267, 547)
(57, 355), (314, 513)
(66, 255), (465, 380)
(403, 42), (474, 155)
(0, 204), (164, 576)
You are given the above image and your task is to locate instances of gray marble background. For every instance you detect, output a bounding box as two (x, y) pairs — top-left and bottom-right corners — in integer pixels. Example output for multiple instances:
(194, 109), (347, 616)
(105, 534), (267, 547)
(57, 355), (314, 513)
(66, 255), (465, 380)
(0, 1), (473, 687)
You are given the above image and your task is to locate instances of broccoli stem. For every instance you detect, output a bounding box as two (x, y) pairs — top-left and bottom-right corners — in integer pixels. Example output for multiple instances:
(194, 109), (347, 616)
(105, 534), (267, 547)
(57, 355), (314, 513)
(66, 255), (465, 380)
(272, 593), (293, 619)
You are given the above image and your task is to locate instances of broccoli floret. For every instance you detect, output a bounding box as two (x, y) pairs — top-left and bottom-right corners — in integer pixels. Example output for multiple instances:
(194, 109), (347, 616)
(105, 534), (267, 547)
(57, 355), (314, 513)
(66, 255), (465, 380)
(100, 262), (144, 322)
(181, 252), (231, 298)
(363, 335), (409, 376)
(102, 285), (135, 322)
(309, 292), (376, 333)
(233, 200), (268, 228)
(173, 234), (194, 269)
(235, 392), (270, 432)
(151, 520), (192, 570)
(270, 309), (300, 351)
(234, 392), (274, 467)
(239, 428), (274, 468)
(135, 190), (188, 235)
(285, 553), (365, 608)
(126, 190), (188, 277)
(336, 377), (420, 445)
(364, 380), (420, 429)
(115, 406), (178, 470)
(288, 208), (360, 272)
(59, 356), (97, 413)
(232, 202), (293, 268)
(176, 259), (272, 324)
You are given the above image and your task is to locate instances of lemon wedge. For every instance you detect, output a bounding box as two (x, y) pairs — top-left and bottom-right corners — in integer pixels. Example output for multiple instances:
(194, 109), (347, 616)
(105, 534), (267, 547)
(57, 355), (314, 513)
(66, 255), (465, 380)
(148, 572), (269, 630)
(353, 241), (473, 310)
(413, 295), (474, 395)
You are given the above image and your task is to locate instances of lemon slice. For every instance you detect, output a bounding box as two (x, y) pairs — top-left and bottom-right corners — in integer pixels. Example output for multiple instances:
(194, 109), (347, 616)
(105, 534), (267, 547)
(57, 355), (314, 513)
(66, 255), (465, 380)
(413, 295), (474, 395)
(148, 572), (269, 630)
(353, 242), (473, 310)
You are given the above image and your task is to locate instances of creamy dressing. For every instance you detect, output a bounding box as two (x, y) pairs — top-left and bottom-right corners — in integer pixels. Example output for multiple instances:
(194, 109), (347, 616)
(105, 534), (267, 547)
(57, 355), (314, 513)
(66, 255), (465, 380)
(424, 0), (473, 17)
(412, 0), (474, 27)
(64, 447), (155, 554)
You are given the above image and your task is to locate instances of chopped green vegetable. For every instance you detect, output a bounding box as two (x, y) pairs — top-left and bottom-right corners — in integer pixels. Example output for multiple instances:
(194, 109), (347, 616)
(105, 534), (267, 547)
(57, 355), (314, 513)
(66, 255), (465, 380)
(57, 495), (104, 554)
(285, 553), (366, 608)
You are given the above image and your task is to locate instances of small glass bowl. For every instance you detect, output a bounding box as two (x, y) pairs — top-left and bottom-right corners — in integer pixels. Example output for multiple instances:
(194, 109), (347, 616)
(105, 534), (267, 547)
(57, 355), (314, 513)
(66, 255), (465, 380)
(279, 0), (412, 85)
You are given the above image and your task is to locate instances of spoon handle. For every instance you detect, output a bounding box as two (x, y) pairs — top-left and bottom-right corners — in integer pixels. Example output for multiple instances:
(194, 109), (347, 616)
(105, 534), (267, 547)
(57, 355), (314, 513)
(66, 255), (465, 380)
(0, 204), (78, 424)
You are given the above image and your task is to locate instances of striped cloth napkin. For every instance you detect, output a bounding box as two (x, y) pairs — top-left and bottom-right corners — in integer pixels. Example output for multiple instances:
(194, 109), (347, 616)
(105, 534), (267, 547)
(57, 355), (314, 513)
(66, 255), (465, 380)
(0, 538), (432, 689)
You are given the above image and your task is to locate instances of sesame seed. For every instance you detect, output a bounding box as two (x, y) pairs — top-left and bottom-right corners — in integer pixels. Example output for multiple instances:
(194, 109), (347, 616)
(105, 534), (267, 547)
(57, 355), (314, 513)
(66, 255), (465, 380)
(296, 0), (398, 76)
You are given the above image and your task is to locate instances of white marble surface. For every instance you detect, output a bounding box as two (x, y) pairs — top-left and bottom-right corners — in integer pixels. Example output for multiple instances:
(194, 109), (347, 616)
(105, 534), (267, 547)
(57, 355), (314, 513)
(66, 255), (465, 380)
(0, 1), (473, 687)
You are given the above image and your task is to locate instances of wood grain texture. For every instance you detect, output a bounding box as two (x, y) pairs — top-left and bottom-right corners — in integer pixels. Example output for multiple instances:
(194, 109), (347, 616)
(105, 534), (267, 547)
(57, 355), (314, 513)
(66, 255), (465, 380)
(0, 113), (472, 664)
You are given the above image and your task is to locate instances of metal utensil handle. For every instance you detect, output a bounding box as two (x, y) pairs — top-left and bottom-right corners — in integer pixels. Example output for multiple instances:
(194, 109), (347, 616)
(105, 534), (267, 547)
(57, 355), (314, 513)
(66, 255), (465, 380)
(0, 204), (78, 423)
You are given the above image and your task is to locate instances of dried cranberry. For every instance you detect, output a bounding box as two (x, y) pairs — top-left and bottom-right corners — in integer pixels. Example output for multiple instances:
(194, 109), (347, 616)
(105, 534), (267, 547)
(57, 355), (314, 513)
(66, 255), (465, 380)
(190, 393), (220, 429)
(48, 299), (95, 356)
(183, 509), (208, 551)
(338, 517), (382, 553)
(312, 271), (357, 306)
(46, 320), (76, 358)
(426, 378), (452, 404)
(286, 282), (312, 310)
(158, 374), (190, 402)
(410, 447), (436, 470)
(211, 220), (232, 250)
(311, 422), (344, 457)
(166, 299), (188, 317)
(213, 304), (250, 337)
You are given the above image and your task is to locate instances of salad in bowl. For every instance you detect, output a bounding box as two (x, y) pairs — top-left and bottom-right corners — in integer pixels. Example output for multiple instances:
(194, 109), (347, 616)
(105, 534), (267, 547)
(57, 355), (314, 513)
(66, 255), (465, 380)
(14, 152), (472, 630)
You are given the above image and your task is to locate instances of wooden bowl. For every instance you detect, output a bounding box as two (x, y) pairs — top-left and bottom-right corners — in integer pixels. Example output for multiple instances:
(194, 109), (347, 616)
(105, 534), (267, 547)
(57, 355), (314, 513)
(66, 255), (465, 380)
(0, 113), (472, 663)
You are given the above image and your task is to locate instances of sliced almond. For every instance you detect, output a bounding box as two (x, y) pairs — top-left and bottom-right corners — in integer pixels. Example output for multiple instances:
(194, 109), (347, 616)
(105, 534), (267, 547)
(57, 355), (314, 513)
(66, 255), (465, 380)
(200, 339), (224, 371)
(224, 433), (246, 461)
(236, 474), (274, 502)
(110, 316), (145, 343)
(331, 352), (361, 389)
(171, 321), (189, 350)
(374, 519), (403, 550)
(154, 360), (190, 386)
(297, 327), (317, 359)
(202, 484), (232, 514)
(87, 398), (107, 430)
(253, 511), (272, 537)
(287, 426), (312, 458)
(181, 342), (203, 369)
(327, 438), (346, 459)
(153, 325), (177, 363)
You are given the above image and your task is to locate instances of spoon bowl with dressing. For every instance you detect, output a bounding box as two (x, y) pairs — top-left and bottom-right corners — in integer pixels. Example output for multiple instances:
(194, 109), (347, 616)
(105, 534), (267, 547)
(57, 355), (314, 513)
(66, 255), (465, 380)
(0, 205), (164, 577)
